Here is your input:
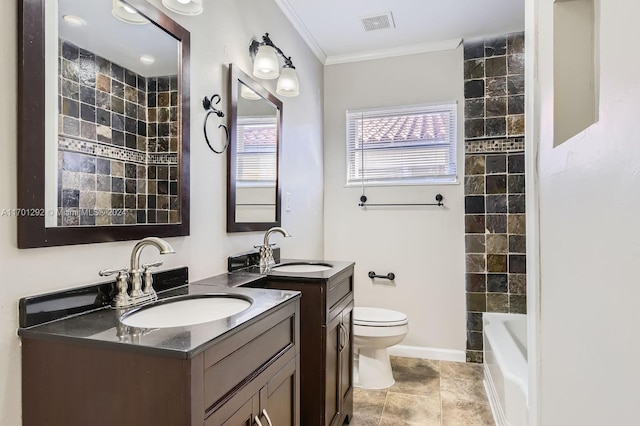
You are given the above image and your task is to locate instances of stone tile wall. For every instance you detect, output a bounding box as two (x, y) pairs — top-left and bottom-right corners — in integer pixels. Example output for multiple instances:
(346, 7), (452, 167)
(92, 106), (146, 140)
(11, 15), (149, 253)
(463, 33), (527, 363)
(57, 39), (179, 226)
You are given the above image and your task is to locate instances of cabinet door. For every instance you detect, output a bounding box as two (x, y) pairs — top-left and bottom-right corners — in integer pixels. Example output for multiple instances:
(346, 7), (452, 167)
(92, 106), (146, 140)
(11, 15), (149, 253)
(261, 357), (299, 426)
(339, 302), (354, 423)
(325, 313), (342, 426)
(215, 396), (259, 426)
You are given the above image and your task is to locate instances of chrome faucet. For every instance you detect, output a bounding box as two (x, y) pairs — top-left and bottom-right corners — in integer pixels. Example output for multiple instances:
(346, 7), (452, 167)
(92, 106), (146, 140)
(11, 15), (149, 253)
(129, 237), (175, 298)
(257, 227), (291, 272)
(100, 237), (175, 308)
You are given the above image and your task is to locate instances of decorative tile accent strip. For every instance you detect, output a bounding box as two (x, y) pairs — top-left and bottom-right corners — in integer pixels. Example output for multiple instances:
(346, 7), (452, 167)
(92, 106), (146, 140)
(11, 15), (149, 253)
(148, 153), (179, 165)
(465, 137), (525, 154)
(59, 136), (147, 164)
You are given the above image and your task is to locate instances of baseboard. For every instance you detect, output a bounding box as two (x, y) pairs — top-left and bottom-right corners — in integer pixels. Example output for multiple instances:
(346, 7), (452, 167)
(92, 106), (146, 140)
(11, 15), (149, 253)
(387, 344), (466, 362)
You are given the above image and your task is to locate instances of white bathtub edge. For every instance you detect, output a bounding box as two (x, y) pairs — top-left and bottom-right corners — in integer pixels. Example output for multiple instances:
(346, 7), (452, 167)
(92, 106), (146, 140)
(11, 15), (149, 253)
(388, 344), (466, 362)
(484, 362), (508, 426)
(484, 313), (529, 426)
(484, 317), (529, 400)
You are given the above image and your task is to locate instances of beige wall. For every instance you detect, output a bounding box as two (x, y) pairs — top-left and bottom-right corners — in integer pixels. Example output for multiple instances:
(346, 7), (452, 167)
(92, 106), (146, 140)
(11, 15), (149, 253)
(534, 0), (640, 423)
(0, 0), (324, 423)
(323, 48), (467, 357)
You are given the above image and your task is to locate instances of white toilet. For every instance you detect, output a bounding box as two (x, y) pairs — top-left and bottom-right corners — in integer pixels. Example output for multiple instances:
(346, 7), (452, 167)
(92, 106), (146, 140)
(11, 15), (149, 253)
(353, 307), (409, 389)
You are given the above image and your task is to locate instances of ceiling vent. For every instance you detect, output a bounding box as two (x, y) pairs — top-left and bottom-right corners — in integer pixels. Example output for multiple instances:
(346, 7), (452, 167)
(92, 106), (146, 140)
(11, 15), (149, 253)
(360, 12), (395, 32)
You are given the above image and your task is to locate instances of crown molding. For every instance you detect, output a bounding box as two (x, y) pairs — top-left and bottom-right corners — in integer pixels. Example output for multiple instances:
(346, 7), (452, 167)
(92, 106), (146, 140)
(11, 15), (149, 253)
(325, 38), (462, 65)
(273, 0), (327, 64)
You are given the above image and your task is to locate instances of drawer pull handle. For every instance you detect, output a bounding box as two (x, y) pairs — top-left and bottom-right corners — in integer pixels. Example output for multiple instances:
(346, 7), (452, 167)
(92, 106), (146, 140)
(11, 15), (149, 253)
(339, 323), (349, 352)
(342, 322), (350, 350)
(254, 415), (264, 426)
(262, 409), (274, 426)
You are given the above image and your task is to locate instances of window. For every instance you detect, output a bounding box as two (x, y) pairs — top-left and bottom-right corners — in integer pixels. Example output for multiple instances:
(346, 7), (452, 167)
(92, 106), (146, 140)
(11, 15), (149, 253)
(346, 103), (458, 185)
(236, 117), (277, 186)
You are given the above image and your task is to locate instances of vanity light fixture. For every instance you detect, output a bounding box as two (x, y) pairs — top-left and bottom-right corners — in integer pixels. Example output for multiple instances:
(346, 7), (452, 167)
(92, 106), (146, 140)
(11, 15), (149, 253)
(249, 33), (300, 97)
(161, 0), (203, 16)
(62, 15), (86, 27)
(112, 0), (149, 25)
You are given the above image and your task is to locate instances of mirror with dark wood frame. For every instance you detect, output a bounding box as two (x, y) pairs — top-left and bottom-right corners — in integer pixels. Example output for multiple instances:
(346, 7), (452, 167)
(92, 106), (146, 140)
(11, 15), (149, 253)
(17, 0), (190, 248)
(227, 64), (282, 232)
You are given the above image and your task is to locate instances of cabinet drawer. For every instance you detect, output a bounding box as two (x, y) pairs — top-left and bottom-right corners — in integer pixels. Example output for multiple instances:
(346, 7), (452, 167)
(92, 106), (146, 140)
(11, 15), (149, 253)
(203, 304), (297, 411)
(327, 275), (353, 312)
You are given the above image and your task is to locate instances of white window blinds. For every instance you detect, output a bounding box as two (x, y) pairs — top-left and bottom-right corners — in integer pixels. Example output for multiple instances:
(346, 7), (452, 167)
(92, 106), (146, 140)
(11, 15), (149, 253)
(346, 103), (458, 185)
(236, 117), (277, 185)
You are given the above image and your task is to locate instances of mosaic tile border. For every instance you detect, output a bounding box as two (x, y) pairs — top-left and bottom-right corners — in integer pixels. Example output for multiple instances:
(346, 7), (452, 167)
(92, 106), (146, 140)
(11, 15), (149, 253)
(59, 136), (177, 165)
(465, 137), (524, 154)
(148, 153), (179, 165)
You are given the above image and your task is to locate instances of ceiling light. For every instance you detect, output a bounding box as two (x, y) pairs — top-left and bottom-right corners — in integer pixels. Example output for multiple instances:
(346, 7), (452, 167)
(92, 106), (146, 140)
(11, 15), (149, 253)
(112, 0), (149, 25)
(249, 33), (300, 97)
(139, 55), (155, 65)
(62, 15), (86, 27)
(161, 0), (203, 16)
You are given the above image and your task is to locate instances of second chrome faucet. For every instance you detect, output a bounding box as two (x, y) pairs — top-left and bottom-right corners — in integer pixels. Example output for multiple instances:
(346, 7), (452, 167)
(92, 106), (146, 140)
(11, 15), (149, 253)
(100, 237), (175, 308)
(257, 227), (291, 273)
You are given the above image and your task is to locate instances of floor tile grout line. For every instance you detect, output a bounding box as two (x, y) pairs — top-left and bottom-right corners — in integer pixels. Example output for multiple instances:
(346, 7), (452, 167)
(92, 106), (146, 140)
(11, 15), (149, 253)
(378, 389), (389, 426)
(438, 360), (444, 426)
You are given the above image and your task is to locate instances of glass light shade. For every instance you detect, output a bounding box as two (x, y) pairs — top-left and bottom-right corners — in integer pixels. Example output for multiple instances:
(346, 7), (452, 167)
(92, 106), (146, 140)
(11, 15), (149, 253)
(62, 15), (86, 27)
(112, 0), (149, 25)
(253, 45), (280, 80)
(276, 67), (300, 97)
(240, 84), (262, 100)
(162, 0), (203, 15)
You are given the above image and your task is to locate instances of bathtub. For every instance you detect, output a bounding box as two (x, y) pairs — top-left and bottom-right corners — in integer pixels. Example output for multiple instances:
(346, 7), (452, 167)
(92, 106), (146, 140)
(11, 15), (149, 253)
(483, 313), (528, 426)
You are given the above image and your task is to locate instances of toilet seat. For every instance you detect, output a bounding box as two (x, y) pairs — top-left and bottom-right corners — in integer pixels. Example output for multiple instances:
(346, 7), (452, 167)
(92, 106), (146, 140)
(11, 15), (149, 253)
(353, 307), (408, 327)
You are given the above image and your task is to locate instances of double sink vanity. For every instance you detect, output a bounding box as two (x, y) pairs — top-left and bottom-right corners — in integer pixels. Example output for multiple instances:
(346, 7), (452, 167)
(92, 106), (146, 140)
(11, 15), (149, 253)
(18, 248), (354, 426)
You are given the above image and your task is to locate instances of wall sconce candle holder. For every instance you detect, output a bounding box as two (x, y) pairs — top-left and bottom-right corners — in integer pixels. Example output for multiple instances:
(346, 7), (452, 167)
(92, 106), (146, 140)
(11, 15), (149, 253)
(249, 33), (300, 97)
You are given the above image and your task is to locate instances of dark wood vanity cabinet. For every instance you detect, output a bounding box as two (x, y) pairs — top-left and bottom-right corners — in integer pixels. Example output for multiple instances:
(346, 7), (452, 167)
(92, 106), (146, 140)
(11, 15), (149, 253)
(21, 298), (300, 426)
(249, 267), (354, 426)
(208, 356), (299, 426)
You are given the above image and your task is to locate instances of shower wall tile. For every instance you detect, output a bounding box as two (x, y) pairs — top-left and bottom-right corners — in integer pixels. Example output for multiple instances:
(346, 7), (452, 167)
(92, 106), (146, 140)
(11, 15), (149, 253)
(57, 39), (180, 226)
(465, 235), (486, 253)
(466, 274), (486, 293)
(463, 32), (525, 140)
(463, 32), (526, 363)
(487, 294), (509, 313)
(467, 313), (483, 332)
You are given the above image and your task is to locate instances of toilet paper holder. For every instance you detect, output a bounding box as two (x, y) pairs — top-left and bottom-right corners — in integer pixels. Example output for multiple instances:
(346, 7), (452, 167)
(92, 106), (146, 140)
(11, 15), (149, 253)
(368, 271), (395, 280)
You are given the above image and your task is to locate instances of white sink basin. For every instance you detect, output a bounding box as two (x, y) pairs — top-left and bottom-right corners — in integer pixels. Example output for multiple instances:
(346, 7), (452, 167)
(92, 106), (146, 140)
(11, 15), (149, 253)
(271, 262), (333, 273)
(120, 295), (252, 328)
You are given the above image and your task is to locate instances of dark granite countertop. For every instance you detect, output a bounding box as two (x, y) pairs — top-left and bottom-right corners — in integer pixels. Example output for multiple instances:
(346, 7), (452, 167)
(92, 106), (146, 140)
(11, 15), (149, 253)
(17, 259), (354, 359)
(227, 258), (355, 282)
(18, 278), (297, 359)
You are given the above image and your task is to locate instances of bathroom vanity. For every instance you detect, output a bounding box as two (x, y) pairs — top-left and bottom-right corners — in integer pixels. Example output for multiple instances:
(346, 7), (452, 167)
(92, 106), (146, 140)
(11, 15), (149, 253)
(18, 270), (301, 426)
(19, 260), (355, 426)
(234, 259), (355, 426)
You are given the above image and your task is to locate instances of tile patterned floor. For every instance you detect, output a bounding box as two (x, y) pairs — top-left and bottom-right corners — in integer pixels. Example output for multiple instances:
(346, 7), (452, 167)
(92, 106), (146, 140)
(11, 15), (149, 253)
(350, 357), (495, 426)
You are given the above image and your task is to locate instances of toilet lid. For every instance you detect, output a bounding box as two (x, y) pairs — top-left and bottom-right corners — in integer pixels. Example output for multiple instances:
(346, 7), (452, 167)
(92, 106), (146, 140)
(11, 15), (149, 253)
(353, 307), (408, 327)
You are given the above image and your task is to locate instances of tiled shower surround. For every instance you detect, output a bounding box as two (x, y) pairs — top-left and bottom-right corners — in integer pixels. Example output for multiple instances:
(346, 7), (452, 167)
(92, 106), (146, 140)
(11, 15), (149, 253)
(463, 33), (526, 363)
(57, 39), (179, 226)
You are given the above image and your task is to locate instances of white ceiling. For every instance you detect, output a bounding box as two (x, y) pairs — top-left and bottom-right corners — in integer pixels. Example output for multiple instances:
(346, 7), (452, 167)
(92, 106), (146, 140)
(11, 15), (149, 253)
(58, 0), (179, 77)
(274, 0), (525, 65)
